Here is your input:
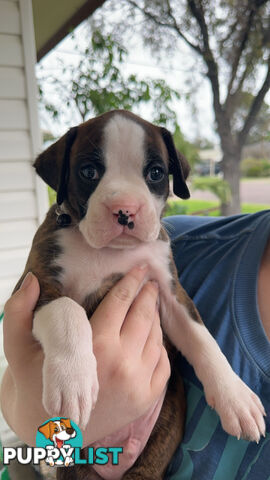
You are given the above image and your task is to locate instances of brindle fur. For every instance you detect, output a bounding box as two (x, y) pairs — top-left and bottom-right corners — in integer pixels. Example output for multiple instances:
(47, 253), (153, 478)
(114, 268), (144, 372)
(13, 205), (63, 307)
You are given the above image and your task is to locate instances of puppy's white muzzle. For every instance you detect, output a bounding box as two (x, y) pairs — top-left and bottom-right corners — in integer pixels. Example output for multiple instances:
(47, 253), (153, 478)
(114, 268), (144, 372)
(79, 186), (162, 249)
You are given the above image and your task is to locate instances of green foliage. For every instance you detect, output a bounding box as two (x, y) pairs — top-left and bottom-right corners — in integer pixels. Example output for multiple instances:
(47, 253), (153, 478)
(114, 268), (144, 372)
(48, 187), (56, 206)
(42, 131), (58, 143)
(164, 199), (220, 216)
(38, 29), (180, 129)
(240, 157), (270, 178)
(164, 200), (188, 216)
(231, 92), (270, 145)
(106, 0), (270, 141)
(241, 203), (270, 214)
(192, 176), (231, 204)
(173, 125), (199, 170)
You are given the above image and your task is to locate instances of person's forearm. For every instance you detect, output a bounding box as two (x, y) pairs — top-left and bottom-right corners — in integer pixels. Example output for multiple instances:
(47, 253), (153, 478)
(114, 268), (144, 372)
(0, 367), (48, 446)
(0, 368), (16, 434)
(0, 366), (152, 448)
(0, 367), (113, 447)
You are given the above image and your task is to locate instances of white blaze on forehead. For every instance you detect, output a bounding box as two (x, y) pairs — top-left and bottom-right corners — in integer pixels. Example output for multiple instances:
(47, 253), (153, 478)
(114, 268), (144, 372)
(103, 114), (146, 175)
(78, 112), (164, 248)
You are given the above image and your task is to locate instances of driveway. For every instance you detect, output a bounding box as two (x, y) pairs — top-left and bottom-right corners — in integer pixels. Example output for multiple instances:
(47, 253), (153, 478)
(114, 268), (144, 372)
(190, 178), (270, 204)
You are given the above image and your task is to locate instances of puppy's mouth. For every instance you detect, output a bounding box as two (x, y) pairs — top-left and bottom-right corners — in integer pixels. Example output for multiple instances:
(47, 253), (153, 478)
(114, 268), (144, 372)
(107, 211), (141, 248)
(109, 233), (141, 249)
(55, 437), (64, 449)
(79, 203), (160, 249)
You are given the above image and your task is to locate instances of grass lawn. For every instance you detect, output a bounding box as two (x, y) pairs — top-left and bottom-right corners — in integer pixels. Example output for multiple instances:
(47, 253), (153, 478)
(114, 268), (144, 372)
(165, 199), (270, 217)
(241, 177), (270, 183)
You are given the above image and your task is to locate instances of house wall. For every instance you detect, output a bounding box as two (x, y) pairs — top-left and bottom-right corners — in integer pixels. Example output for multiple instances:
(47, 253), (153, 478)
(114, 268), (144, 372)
(0, 0), (49, 444)
(0, 0), (49, 313)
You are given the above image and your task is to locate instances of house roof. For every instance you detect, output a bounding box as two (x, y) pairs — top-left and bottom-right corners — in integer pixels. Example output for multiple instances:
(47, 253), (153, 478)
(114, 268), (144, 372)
(33, 0), (107, 61)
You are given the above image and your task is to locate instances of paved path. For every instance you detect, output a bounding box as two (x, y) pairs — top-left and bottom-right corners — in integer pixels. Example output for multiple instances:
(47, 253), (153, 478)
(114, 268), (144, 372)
(190, 179), (270, 204)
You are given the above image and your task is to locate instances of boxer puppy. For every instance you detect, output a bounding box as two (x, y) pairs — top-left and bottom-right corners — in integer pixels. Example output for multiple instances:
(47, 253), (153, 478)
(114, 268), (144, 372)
(13, 110), (266, 479)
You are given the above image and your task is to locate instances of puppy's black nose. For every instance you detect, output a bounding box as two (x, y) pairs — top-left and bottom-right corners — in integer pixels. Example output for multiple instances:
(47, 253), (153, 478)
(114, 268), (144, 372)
(117, 209), (129, 226)
(117, 209), (135, 229)
(66, 427), (74, 435)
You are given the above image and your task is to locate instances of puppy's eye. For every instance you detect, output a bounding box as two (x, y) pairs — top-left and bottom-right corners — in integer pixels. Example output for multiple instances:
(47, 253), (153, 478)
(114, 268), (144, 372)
(79, 165), (99, 180)
(146, 166), (164, 182)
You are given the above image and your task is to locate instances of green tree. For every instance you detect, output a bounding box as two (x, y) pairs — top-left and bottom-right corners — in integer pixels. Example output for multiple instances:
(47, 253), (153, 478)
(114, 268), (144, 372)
(98, 0), (270, 215)
(232, 93), (270, 145)
(38, 29), (180, 129)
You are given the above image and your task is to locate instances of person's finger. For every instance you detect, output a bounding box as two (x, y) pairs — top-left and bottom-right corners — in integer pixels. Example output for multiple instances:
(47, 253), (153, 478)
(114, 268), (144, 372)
(141, 310), (163, 375)
(90, 265), (149, 335)
(142, 309), (163, 361)
(150, 346), (170, 398)
(120, 281), (159, 355)
(3, 273), (40, 359)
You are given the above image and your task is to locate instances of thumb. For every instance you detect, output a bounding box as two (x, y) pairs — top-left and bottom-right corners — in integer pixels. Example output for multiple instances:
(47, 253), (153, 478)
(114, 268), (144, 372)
(3, 273), (40, 355)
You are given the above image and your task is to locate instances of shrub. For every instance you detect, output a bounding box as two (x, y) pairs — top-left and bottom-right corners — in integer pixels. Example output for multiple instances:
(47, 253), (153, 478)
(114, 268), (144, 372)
(241, 157), (270, 177)
(192, 176), (231, 204)
(164, 201), (188, 216)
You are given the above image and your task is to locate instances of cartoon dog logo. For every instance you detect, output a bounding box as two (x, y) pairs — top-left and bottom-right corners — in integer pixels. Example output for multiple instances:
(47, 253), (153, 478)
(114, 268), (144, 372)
(38, 418), (77, 466)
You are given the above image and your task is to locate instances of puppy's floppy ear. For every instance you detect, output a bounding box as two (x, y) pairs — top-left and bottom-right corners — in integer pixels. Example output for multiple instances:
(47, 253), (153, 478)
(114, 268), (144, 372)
(34, 127), (78, 205)
(38, 421), (52, 439)
(160, 127), (190, 199)
(60, 418), (72, 429)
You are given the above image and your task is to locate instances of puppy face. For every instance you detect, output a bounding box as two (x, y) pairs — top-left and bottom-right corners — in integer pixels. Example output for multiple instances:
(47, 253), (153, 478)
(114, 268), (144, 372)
(35, 110), (190, 249)
(75, 114), (170, 248)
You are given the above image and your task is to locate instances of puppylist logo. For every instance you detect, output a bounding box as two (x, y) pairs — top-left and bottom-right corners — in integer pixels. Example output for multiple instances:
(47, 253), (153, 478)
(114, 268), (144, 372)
(3, 417), (123, 467)
(36, 418), (81, 467)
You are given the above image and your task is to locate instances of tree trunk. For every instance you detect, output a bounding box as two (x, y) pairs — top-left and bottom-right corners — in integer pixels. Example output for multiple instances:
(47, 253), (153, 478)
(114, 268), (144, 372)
(220, 151), (242, 216)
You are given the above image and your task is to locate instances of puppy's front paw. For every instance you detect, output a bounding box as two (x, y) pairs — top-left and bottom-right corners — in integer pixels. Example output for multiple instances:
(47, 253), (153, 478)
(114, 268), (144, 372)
(205, 371), (266, 442)
(42, 350), (99, 429)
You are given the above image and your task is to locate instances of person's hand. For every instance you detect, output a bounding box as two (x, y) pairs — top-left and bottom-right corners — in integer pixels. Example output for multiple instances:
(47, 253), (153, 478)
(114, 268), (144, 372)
(1, 266), (170, 446)
(1, 272), (46, 445)
(83, 265), (170, 445)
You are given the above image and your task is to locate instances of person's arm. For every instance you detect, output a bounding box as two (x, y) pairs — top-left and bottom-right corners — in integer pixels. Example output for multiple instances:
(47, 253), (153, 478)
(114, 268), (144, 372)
(0, 266), (170, 447)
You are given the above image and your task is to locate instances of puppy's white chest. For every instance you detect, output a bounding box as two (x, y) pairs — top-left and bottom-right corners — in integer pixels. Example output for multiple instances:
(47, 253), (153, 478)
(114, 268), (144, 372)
(55, 227), (173, 305)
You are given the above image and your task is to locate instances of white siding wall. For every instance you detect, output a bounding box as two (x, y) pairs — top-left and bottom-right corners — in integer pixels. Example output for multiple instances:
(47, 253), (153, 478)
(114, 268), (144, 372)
(0, 0), (49, 312)
(0, 0), (49, 443)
